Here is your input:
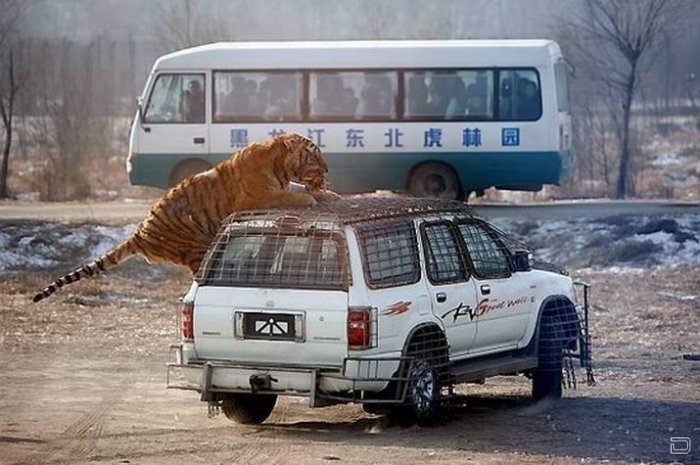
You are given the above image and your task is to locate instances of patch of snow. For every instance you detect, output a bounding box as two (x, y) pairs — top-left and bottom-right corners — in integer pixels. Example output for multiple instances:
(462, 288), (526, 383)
(0, 223), (137, 273)
(651, 153), (683, 167)
(494, 213), (699, 272)
(658, 291), (697, 302)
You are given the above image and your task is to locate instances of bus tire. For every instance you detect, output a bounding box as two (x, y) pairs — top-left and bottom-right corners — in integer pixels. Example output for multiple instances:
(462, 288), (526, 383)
(408, 163), (461, 200)
(169, 159), (212, 187)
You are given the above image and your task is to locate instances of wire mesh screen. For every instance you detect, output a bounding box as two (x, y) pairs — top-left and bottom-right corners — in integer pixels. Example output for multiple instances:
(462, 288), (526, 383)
(538, 297), (583, 371)
(457, 222), (511, 277)
(197, 211), (349, 290)
(423, 223), (467, 283)
(356, 220), (421, 288)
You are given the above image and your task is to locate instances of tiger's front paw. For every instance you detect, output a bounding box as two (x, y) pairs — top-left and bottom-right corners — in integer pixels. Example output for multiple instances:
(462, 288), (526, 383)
(310, 190), (342, 203)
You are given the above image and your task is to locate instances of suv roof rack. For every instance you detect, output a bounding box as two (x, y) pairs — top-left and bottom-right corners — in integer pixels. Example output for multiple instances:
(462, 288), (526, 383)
(226, 196), (479, 226)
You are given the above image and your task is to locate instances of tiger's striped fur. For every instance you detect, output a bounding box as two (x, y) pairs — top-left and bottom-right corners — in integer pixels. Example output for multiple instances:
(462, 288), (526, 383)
(32, 133), (337, 303)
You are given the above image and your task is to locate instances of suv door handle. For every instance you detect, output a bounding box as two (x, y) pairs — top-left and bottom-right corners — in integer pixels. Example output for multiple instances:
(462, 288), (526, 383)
(436, 292), (447, 303)
(480, 285), (491, 295)
(193, 137), (205, 144)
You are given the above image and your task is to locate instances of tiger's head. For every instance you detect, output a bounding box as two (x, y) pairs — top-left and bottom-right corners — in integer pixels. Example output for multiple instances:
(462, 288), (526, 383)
(277, 133), (329, 191)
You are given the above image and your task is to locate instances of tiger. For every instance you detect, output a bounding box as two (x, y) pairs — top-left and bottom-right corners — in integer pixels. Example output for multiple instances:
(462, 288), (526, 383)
(32, 133), (339, 303)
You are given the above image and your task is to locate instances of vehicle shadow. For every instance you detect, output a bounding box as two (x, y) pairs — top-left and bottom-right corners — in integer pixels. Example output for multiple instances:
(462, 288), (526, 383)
(263, 394), (699, 463)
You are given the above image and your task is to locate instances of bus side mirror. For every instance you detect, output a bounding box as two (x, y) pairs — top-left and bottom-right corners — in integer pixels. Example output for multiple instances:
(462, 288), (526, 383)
(513, 250), (531, 272)
(136, 97), (145, 126)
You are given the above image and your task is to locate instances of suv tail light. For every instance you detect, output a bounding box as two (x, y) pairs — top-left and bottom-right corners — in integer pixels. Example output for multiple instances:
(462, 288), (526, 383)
(181, 301), (194, 341)
(347, 306), (371, 350)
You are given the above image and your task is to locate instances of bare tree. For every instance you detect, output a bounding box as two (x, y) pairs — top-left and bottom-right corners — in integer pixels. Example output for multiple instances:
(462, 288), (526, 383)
(559, 0), (682, 198)
(0, 0), (26, 199)
(154, 0), (231, 51)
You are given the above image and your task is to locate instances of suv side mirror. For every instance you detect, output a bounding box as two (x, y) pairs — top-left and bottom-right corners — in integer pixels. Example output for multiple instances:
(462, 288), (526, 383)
(513, 250), (531, 272)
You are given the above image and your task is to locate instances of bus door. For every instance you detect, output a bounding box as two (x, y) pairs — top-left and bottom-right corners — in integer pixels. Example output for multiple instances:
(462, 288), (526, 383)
(138, 72), (210, 171)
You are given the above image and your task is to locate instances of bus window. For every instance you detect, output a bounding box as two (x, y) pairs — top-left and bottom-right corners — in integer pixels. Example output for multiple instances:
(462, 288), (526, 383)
(554, 62), (569, 112)
(498, 69), (541, 121)
(214, 71), (303, 122)
(404, 70), (494, 121)
(309, 71), (396, 121)
(309, 72), (360, 120)
(359, 73), (396, 120)
(145, 74), (205, 124)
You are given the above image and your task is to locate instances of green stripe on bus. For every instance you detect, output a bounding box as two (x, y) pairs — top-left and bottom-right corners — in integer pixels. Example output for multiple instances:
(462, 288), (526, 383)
(129, 151), (564, 192)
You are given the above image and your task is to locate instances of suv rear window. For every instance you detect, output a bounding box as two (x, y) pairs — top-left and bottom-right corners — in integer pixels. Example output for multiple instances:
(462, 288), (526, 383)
(199, 233), (344, 290)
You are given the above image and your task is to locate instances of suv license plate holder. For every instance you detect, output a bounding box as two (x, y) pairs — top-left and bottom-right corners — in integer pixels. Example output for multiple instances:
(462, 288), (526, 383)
(240, 312), (299, 341)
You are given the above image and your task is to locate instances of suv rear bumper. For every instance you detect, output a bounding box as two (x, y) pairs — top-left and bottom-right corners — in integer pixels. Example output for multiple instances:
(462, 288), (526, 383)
(166, 344), (410, 407)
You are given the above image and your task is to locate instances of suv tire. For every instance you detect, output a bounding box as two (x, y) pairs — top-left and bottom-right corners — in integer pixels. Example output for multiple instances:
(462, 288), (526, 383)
(406, 358), (441, 421)
(389, 356), (443, 425)
(221, 393), (277, 424)
(532, 313), (565, 401)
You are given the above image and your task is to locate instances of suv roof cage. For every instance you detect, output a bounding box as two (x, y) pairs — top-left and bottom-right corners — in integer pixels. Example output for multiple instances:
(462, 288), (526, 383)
(228, 197), (480, 226)
(195, 197), (479, 289)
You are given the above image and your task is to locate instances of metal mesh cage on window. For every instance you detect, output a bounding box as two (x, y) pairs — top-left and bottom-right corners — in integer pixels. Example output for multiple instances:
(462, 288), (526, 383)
(356, 220), (420, 288)
(196, 211), (348, 291)
(423, 223), (466, 283)
(458, 223), (510, 277)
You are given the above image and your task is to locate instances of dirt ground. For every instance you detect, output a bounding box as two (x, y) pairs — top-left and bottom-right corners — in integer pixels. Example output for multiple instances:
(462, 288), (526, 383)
(1, 260), (698, 465)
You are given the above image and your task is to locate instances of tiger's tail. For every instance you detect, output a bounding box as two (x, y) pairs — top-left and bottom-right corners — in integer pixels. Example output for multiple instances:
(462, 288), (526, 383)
(32, 237), (139, 303)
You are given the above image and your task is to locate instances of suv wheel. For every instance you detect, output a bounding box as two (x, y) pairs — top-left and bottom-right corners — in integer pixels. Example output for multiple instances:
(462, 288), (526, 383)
(407, 358), (440, 419)
(532, 314), (565, 401)
(221, 393), (277, 424)
(390, 356), (442, 425)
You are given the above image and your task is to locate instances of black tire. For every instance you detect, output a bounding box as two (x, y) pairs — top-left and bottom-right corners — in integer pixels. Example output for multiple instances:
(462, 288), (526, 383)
(532, 365), (562, 401)
(221, 393), (277, 425)
(532, 315), (565, 401)
(389, 357), (442, 425)
(408, 163), (461, 200)
(406, 358), (441, 421)
(169, 159), (212, 187)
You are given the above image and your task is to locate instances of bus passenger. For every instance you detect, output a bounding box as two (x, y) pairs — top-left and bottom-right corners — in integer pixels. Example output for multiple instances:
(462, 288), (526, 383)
(466, 72), (489, 116)
(262, 77), (298, 121)
(244, 80), (266, 116)
(445, 76), (467, 119)
(312, 75), (345, 116)
(407, 75), (429, 117)
(361, 75), (393, 118)
(222, 76), (247, 116)
(427, 74), (453, 117)
(340, 87), (359, 116)
(517, 80), (541, 119)
(181, 79), (204, 123)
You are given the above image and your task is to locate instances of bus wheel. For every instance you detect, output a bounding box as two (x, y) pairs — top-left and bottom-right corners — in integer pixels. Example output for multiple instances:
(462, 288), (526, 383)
(408, 163), (461, 200)
(169, 159), (212, 187)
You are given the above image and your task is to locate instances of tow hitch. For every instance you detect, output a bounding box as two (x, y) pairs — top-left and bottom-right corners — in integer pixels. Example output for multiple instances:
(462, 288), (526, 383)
(249, 373), (277, 393)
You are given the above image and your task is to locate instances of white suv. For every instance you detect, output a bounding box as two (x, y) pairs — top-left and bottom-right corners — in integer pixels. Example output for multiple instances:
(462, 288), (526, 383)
(168, 197), (592, 424)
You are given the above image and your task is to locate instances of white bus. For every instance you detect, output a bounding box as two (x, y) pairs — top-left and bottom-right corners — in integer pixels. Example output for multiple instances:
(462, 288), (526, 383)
(127, 40), (572, 199)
